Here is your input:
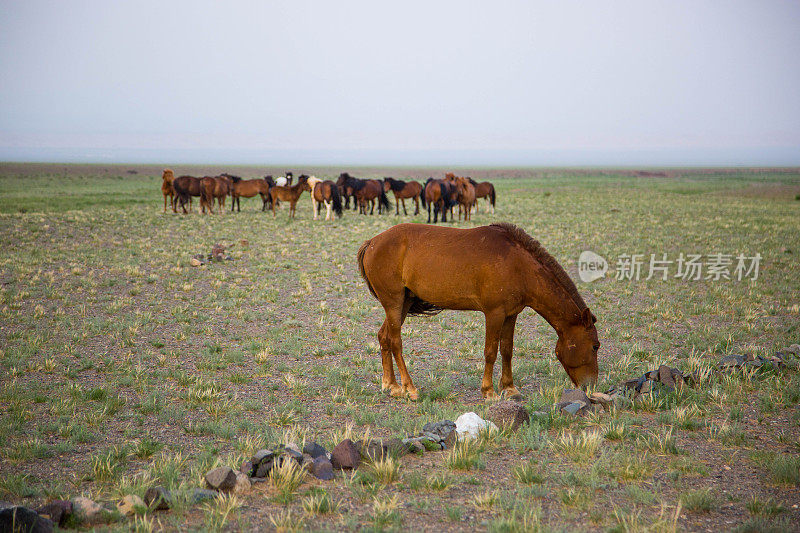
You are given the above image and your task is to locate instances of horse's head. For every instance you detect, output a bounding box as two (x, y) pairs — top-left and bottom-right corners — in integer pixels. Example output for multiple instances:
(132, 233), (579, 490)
(383, 178), (391, 192)
(162, 169), (174, 183)
(297, 174), (309, 187)
(555, 308), (599, 386)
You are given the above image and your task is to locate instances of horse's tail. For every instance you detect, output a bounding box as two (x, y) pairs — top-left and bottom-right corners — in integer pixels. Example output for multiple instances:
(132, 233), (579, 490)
(489, 184), (496, 207)
(378, 189), (391, 212)
(357, 239), (378, 300)
(331, 184), (344, 218)
(421, 178), (434, 208)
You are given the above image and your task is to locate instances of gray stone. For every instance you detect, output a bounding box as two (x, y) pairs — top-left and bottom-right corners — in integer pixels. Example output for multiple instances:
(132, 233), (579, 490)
(311, 456), (334, 480)
(385, 437), (410, 457)
(331, 439), (361, 469)
(205, 466), (237, 492)
(255, 458), (274, 478)
(144, 487), (172, 510)
(36, 501), (72, 527)
(785, 344), (800, 355)
(117, 494), (145, 516)
(422, 431), (444, 443)
(252, 449), (273, 465)
(72, 497), (104, 523)
(639, 380), (653, 394)
(302, 441), (328, 459)
(530, 411), (549, 418)
(658, 365), (676, 389)
(720, 354), (746, 369)
(402, 439), (425, 454)
(590, 392), (614, 411)
(561, 401), (587, 416)
(486, 400), (531, 431)
(422, 420), (456, 439)
(560, 388), (592, 405)
(191, 489), (219, 504)
(359, 440), (389, 461)
(284, 443), (303, 461)
(0, 506), (53, 533)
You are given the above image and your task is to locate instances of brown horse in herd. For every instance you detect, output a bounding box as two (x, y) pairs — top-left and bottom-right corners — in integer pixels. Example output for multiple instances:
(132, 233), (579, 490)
(229, 175), (272, 212)
(337, 173), (391, 215)
(422, 178), (456, 223)
(269, 175), (308, 218)
(357, 223), (599, 401)
(172, 175), (204, 214)
(161, 169), (175, 212)
(468, 178), (496, 214)
(304, 176), (344, 220)
(383, 177), (423, 216)
(445, 174), (476, 221)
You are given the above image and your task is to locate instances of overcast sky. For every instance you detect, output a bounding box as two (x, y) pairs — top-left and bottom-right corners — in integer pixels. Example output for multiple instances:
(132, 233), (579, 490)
(1, 1), (799, 165)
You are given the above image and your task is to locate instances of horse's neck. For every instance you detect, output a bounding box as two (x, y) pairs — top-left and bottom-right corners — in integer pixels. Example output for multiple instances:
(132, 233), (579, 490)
(524, 264), (582, 335)
(307, 177), (321, 188)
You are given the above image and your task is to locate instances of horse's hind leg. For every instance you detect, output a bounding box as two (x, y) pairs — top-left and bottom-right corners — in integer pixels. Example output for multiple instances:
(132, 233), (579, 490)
(499, 314), (522, 400)
(402, 199), (407, 216)
(379, 300), (417, 400)
(414, 196), (419, 215)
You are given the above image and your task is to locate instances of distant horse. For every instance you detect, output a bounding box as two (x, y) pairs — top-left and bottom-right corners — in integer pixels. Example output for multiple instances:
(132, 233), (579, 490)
(357, 223), (599, 401)
(336, 172), (359, 210)
(468, 178), (496, 214)
(338, 174), (390, 215)
(304, 176), (344, 220)
(269, 175), (308, 218)
(275, 172), (294, 187)
(453, 176), (476, 221)
(229, 175), (272, 212)
(208, 175), (233, 212)
(161, 169), (175, 213)
(383, 178), (423, 216)
(199, 176), (219, 214)
(172, 175), (204, 214)
(423, 178), (456, 223)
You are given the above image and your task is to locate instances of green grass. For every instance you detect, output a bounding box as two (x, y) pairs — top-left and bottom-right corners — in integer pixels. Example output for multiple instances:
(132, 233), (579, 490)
(1, 164), (799, 531)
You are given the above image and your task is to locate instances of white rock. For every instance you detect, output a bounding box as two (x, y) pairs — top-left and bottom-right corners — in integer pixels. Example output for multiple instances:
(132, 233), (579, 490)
(455, 412), (499, 441)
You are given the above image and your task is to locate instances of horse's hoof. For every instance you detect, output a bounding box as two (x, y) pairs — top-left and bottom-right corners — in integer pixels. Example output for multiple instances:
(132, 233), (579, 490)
(406, 388), (419, 401)
(500, 388), (524, 402)
(388, 384), (405, 398)
(483, 390), (499, 403)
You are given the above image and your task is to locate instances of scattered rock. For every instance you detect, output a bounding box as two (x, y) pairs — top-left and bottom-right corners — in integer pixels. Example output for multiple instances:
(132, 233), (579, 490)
(144, 487), (172, 510)
(255, 458), (274, 478)
(191, 489), (219, 504)
(310, 456), (334, 480)
(560, 389), (592, 405)
(233, 472), (251, 495)
(117, 495), (145, 516)
(72, 497), (104, 523)
(190, 257), (203, 267)
(589, 392), (614, 411)
(331, 439), (361, 470)
(422, 420), (457, 448)
(359, 440), (390, 461)
(205, 466), (237, 492)
(786, 344), (800, 355)
(239, 239), (249, 246)
(720, 354), (746, 369)
(0, 506), (53, 533)
(211, 244), (226, 261)
(638, 380), (653, 394)
(385, 437), (410, 457)
(559, 401), (589, 416)
(36, 501), (72, 527)
(455, 412), (499, 440)
(403, 440), (425, 454)
(486, 400), (530, 431)
(658, 365), (676, 389)
(302, 441), (328, 459)
(252, 449), (273, 465)
(240, 460), (254, 477)
(283, 443), (304, 464)
(623, 375), (646, 391)
(530, 410), (549, 418)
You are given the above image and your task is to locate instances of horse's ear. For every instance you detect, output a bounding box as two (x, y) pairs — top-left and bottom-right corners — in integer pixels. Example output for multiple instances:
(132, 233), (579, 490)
(581, 308), (596, 328)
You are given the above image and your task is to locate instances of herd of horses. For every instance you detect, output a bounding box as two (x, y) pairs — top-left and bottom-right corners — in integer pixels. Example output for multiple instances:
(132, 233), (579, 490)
(160, 170), (496, 223)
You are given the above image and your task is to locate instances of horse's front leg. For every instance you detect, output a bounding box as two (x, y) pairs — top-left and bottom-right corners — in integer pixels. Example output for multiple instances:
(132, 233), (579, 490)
(499, 314), (522, 400)
(481, 311), (505, 400)
(402, 199), (408, 216)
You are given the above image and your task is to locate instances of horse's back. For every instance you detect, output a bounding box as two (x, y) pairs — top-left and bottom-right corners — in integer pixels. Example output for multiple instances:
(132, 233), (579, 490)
(363, 224), (525, 311)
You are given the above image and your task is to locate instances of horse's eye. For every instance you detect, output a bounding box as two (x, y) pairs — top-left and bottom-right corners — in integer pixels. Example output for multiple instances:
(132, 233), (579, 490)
(593, 343), (600, 351)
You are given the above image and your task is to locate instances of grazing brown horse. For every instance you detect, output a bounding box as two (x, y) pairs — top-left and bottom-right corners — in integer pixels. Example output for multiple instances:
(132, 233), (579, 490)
(161, 169), (175, 213)
(468, 178), (496, 214)
(453, 176), (476, 221)
(172, 175), (204, 214)
(229, 175), (271, 212)
(357, 223), (599, 401)
(303, 176), (344, 220)
(422, 178), (456, 223)
(269, 175), (308, 218)
(383, 177), (423, 216)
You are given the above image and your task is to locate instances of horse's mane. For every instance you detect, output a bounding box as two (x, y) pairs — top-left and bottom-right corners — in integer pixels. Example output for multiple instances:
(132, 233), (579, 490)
(490, 223), (587, 312)
(385, 177), (406, 192)
(467, 177), (478, 186)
